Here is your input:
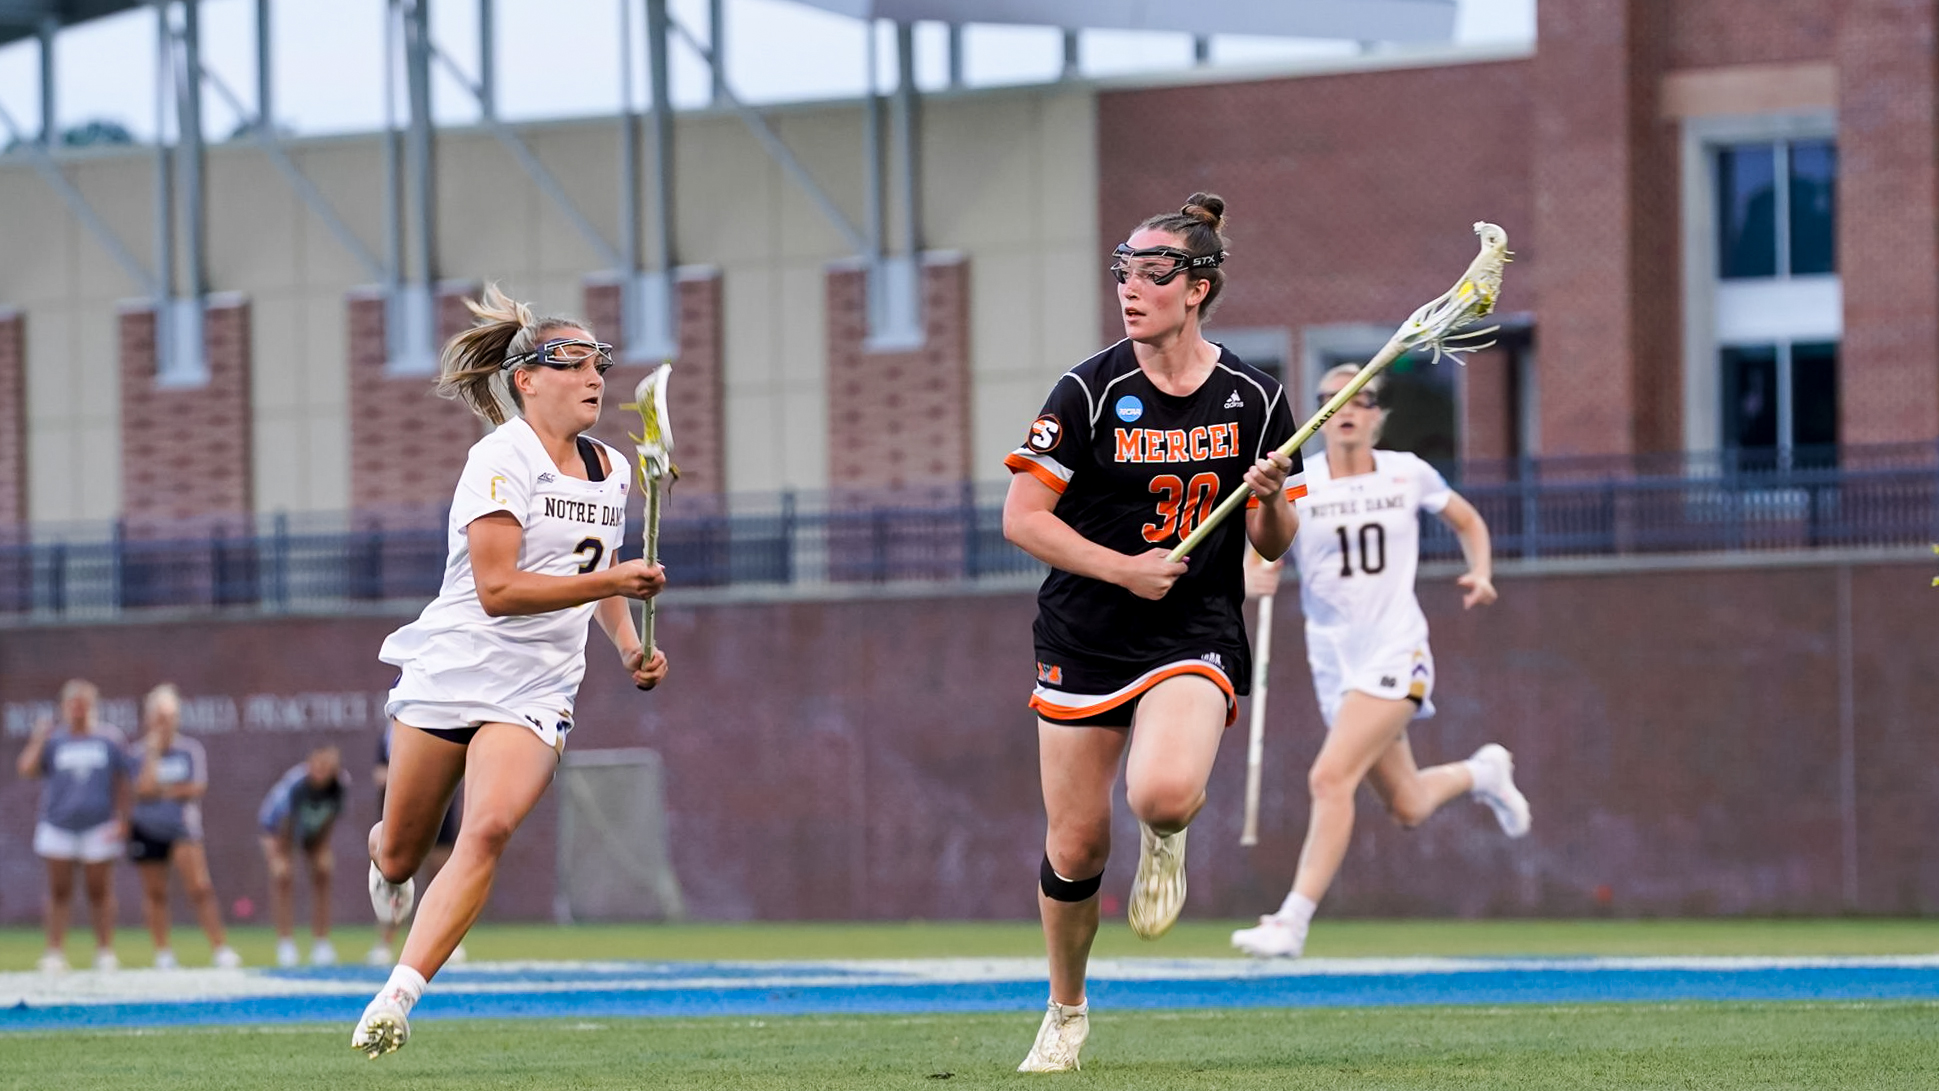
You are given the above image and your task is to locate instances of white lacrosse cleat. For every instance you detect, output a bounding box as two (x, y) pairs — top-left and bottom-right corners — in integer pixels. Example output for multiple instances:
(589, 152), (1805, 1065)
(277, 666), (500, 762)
(152, 948), (179, 970)
(275, 938), (300, 968)
(351, 995), (412, 1059)
(1017, 999), (1089, 1073)
(366, 944), (393, 968)
(310, 939), (338, 966)
(1231, 915), (1307, 959)
(92, 949), (119, 972)
(1127, 823), (1188, 939)
(368, 862), (415, 927)
(1469, 743), (1532, 838)
(35, 949), (67, 974)
(213, 945), (244, 969)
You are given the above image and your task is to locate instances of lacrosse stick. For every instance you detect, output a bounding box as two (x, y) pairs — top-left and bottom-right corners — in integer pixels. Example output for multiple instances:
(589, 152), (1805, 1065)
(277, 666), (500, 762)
(1240, 587), (1274, 846)
(624, 363), (678, 656)
(1167, 222), (1511, 564)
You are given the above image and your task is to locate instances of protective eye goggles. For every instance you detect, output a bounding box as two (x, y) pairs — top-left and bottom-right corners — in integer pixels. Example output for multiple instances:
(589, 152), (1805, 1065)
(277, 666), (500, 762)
(1317, 390), (1380, 410)
(1110, 243), (1224, 286)
(505, 337), (615, 375)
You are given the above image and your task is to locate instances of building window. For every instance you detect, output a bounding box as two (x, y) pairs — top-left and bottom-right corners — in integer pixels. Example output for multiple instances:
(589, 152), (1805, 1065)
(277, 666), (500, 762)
(1716, 140), (1837, 281)
(1720, 340), (1838, 468)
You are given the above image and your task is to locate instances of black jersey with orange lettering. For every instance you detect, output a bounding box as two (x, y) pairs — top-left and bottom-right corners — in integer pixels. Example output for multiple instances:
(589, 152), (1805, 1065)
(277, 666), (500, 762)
(1004, 340), (1307, 688)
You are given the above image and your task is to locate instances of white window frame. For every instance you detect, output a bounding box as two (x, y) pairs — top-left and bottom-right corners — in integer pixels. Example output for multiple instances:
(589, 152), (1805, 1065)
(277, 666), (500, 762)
(1679, 111), (1839, 455)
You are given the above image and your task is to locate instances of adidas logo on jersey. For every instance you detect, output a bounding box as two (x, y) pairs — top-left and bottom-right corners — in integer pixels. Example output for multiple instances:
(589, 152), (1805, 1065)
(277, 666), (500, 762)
(1223, 391), (1244, 408)
(538, 472), (557, 484)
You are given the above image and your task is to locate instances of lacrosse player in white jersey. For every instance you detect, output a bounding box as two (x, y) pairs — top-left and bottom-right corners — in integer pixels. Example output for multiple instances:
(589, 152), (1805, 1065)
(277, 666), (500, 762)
(1231, 362), (1529, 960)
(352, 285), (668, 1057)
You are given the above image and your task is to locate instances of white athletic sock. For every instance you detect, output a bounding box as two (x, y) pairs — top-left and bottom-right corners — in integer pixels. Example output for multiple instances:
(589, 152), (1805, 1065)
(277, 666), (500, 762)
(380, 964), (428, 1012)
(1049, 996), (1088, 1016)
(1463, 755), (1497, 796)
(1275, 892), (1317, 928)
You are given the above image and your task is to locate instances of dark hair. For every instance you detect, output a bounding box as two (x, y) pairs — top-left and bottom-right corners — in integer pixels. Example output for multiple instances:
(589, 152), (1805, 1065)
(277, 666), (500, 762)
(1135, 191), (1230, 316)
(435, 283), (589, 425)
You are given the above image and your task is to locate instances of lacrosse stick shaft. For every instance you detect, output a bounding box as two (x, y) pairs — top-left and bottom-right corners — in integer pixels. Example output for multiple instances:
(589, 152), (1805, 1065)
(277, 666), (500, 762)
(640, 478), (662, 652)
(1166, 338), (1406, 564)
(1240, 591), (1275, 847)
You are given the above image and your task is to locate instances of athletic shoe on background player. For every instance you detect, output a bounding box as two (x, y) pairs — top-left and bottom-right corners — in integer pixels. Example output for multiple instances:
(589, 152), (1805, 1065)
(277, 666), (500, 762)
(92, 949), (118, 972)
(1231, 915), (1307, 959)
(368, 861), (415, 926)
(366, 944), (392, 967)
(311, 939), (337, 966)
(275, 938), (299, 968)
(448, 943), (468, 965)
(35, 949), (66, 974)
(152, 948), (178, 970)
(1127, 823), (1188, 939)
(213, 945), (243, 969)
(1017, 999), (1089, 1072)
(1468, 744), (1531, 838)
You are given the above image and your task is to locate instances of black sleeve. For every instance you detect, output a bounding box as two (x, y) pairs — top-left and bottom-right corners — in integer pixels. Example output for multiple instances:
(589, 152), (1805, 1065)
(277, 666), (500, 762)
(1003, 374), (1094, 496)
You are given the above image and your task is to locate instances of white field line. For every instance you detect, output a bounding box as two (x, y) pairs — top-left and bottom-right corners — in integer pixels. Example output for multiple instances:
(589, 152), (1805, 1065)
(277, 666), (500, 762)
(5, 954), (1938, 1010)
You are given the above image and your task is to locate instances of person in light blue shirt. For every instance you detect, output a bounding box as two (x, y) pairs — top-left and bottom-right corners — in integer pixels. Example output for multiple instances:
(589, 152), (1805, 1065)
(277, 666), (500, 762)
(128, 684), (242, 970)
(258, 746), (348, 968)
(15, 679), (131, 973)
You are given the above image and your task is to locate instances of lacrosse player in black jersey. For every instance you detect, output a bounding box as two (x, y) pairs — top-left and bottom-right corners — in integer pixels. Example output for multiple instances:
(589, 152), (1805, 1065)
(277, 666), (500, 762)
(1003, 193), (1304, 1072)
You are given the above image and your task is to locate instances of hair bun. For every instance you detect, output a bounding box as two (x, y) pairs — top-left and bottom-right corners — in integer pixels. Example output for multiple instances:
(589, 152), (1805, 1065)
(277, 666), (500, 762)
(1180, 192), (1226, 231)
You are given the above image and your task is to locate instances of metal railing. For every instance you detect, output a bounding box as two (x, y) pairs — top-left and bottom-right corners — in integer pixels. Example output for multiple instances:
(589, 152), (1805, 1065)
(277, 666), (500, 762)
(0, 444), (1933, 621)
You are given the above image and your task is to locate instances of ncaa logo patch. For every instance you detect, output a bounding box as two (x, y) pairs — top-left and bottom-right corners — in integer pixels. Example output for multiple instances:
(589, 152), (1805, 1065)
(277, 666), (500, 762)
(1027, 414), (1063, 453)
(1116, 395), (1144, 423)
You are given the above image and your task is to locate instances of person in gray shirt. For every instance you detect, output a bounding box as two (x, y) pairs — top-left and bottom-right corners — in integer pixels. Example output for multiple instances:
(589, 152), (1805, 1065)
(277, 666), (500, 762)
(15, 679), (131, 974)
(128, 684), (243, 970)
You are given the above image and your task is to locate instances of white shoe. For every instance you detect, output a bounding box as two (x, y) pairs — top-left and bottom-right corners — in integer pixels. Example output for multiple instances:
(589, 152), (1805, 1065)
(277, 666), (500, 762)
(213, 945), (244, 969)
(276, 938), (300, 968)
(350, 994), (412, 1059)
(1231, 914), (1307, 959)
(35, 949), (67, 974)
(447, 943), (468, 965)
(1470, 743), (1532, 838)
(92, 949), (119, 972)
(153, 948), (179, 970)
(1127, 823), (1188, 939)
(366, 944), (393, 968)
(311, 939), (338, 966)
(368, 862), (415, 927)
(1017, 1000), (1089, 1073)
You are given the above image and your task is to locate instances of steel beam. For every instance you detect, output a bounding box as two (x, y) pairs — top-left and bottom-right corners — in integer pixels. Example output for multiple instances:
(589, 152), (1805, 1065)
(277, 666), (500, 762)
(153, 0), (173, 299)
(36, 14), (53, 144)
(255, 0), (270, 128)
(382, 0), (402, 291)
(707, 0), (724, 105)
(891, 20), (918, 258)
(403, 0), (434, 287)
(946, 22), (962, 88)
(177, 0), (205, 299)
(1061, 28), (1078, 79)
(0, 97), (156, 292)
(478, 0), (495, 119)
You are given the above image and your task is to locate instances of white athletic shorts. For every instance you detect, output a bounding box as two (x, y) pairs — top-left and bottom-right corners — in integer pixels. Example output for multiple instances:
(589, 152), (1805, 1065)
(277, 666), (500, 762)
(33, 820), (123, 863)
(386, 697), (573, 752)
(1306, 634), (1436, 730)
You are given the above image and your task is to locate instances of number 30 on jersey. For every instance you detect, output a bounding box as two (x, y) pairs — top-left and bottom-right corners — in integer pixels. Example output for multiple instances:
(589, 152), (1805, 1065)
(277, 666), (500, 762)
(1142, 473), (1220, 544)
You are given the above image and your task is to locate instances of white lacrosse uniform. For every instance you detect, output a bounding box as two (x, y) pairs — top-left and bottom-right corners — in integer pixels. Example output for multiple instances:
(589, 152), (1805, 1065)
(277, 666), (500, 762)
(379, 417), (630, 748)
(1291, 448), (1452, 728)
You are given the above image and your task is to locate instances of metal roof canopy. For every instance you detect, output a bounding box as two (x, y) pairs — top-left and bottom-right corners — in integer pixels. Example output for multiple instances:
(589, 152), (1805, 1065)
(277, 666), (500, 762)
(791, 0), (1458, 42)
(0, 1), (142, 49)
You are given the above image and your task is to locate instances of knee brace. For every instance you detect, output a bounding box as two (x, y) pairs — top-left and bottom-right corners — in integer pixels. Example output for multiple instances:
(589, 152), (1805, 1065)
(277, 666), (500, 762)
(1039, 854), (1103, 902)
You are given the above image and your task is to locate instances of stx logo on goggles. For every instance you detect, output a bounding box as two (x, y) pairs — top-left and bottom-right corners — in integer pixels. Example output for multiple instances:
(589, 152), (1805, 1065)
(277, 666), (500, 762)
(1113, 424), (1242, 464)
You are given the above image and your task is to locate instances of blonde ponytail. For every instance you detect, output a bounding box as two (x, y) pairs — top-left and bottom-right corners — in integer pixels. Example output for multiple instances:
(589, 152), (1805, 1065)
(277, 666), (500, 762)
(435, 283), (589, 425)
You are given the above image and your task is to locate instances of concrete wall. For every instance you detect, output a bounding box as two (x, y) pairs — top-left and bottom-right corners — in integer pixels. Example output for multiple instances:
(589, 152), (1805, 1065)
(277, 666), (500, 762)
(0, 85), (1099, 525)
(1, 554), (1931, 926)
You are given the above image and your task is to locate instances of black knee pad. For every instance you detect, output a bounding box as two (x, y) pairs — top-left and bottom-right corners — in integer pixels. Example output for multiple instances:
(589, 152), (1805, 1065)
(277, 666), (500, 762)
(1040, 854), (1103, 902)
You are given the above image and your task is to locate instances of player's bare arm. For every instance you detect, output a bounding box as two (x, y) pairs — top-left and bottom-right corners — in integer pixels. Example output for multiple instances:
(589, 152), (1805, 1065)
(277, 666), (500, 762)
(594, 594), (667, 690)
(1242, 450), (1300, 561)
(468, 511), (665, 617)
(1003, 472), (1187, 601)
(1436, 492), (1496, 609)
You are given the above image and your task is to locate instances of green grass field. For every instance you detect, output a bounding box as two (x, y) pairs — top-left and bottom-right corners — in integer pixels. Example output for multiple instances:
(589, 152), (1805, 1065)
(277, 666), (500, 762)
(3, 920), (1935, 1089)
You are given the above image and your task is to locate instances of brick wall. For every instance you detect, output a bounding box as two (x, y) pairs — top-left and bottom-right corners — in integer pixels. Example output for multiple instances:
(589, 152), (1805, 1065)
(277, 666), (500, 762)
(581, 269), (726, 498)
(1836, 0), (1939, 444)
(0, 310), (22, 528)
(825, 255), (972, 494)
(1668, 0), (1838, 69)
(346, 285), (487, 513)
(118, 298), (254, 527)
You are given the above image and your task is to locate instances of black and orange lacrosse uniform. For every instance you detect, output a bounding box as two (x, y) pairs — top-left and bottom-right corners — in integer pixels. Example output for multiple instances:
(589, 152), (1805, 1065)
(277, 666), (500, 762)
(1005, 341), (1307, 727)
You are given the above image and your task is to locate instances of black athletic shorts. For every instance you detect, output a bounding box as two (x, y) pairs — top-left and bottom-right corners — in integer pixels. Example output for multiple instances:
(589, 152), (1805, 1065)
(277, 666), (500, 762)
(127, 826), (179, 864)
(1030, 646), (1241, 729)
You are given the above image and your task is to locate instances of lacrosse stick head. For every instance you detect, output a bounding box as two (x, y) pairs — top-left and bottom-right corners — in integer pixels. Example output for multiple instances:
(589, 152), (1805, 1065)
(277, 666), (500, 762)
(626, 362), (678, 483)
(1396, 221), (1512, 364)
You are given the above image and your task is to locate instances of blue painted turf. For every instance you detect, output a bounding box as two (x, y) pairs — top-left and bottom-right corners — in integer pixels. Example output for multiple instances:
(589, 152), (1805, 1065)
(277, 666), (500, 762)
(6, 959), (1939, 1032)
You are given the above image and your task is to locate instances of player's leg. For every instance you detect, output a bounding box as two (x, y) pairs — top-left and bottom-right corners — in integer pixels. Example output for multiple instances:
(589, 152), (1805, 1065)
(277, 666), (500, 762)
(260, 834), (298, 966)
(1020, 718), (1123, 1073)
(305, 836), (336, 964)
(368, 724), (467, 930)
(1122, 674), (1227, 940)
(370, 805), (458, 966)
(40, 853), (75, 970)
(172, 841), (238, 965)
(355, 722), (556, 1058)
(1364, 731), (1472, 828)
(81, 856), (116, 968)
(135, 858), (173, 965)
